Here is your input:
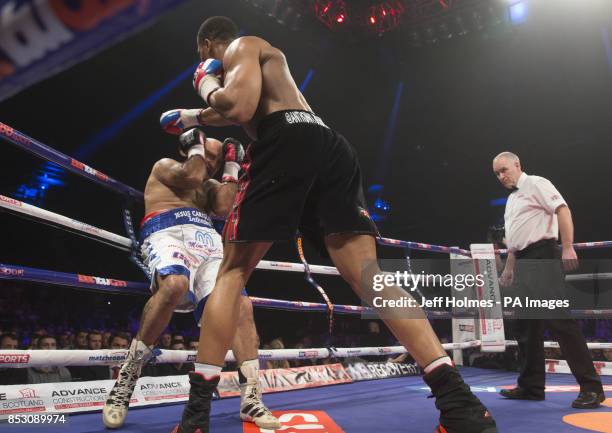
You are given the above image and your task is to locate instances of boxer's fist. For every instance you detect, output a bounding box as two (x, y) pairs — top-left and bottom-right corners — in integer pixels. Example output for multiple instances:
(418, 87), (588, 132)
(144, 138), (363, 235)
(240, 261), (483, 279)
(222, 137), (245, 164)
(160, 108), (203, 135)
(221, 137), (244, 183)
(178, 128), (206, 159)
(193, 59), (223, 105)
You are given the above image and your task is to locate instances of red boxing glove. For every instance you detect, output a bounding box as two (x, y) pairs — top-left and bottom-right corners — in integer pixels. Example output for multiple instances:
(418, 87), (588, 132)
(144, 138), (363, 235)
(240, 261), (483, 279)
(221, 137), (245, 183)
(193, 59), (223, 106)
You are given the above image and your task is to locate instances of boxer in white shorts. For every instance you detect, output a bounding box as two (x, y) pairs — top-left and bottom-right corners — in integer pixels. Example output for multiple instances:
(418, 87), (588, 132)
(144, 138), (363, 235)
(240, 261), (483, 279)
(140, 207), (223, 313)
(102, 129), (279, 430)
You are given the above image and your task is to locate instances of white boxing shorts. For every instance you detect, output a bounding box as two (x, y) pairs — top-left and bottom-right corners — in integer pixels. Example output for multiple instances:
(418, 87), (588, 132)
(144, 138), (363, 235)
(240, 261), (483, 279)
(140, 207), (223, 313)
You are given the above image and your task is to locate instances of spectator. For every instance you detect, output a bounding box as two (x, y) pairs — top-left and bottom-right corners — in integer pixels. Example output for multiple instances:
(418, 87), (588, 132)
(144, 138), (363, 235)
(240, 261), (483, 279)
(188, 340), (199, 351)
(88, 331), (103, 350)
(153, 341), (194, 376)
(70, 331), (108, 381)
(172, 334), (184, 343)
(102, 331), (112, 349)
(109, 333), (130, 350)
(265, 338), (290, 370)
(74, 330), (88, 349)
(28, 334), (39, 349)
(58, 331), (73, 349)
(0, 333), (28, 385)
(360, 321), (389, 361)
(27, 336), (71, 384)
(109, 333), (130, 380)
(160, 332), (172, 349)
(0, 333), (18, 349)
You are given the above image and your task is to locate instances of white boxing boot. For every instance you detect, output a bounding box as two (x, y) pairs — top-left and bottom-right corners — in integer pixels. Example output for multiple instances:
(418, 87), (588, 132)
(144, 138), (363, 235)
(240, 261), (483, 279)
(102, 340), (154, 428)
(239, 359), (281, 429)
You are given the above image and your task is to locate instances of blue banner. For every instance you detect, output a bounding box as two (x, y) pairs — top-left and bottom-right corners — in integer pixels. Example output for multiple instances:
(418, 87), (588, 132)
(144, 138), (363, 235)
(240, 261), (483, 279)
(0, 0), (190, 102)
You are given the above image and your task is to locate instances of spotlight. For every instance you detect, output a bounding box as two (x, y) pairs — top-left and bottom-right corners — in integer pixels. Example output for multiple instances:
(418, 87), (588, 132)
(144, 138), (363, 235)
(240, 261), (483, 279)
(508, 1), (528, 25)
(315, 0), (348, 29)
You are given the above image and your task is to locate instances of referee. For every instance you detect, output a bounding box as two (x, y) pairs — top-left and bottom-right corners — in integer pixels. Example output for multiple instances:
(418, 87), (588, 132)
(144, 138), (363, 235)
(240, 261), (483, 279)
(492, 151), (604, 409)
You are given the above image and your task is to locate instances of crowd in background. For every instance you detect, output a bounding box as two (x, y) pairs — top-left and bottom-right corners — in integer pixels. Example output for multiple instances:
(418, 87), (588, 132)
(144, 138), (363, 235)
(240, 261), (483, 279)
(1, 281), (611, 386)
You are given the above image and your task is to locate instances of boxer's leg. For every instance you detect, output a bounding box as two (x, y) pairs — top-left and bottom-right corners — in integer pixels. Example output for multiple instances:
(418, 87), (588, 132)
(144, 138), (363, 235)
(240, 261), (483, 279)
(103, 273), (188, 428)
(232, 296), (280, 429)
(325, 233), (498, 433)
(175, 241), (271, 433)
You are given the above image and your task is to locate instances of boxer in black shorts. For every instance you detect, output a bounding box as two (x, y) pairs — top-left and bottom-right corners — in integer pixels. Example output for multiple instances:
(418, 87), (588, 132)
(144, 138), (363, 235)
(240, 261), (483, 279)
(161, 16), (498, 433)
(224, 110), (375, 246)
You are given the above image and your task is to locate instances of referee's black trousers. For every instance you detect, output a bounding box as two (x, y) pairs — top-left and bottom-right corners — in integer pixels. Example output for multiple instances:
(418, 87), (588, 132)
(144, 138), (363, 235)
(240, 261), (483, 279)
(512, 239), (602, 396)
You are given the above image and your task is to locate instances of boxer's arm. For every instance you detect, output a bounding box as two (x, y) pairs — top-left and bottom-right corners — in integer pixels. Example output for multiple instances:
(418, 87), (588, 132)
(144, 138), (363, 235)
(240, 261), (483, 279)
(152, 157), (207, 189)
(207, 39), (262, 124)
(200, 179), (238, 217)
(199, 107), (236, 127)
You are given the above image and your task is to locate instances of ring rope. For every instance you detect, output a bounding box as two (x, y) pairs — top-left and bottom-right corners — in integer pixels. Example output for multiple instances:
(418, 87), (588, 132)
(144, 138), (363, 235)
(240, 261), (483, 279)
(2, 196), (610, 286)
(0, 122), (143, 200)
(2, 122), (612, 257)
(2, 263), (610, 320)
(295, 233), (335, 336)
(2, 340), (610, 368)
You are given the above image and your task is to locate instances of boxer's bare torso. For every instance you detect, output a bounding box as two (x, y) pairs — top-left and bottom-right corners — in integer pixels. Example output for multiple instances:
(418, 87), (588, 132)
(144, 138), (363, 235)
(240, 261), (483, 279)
(201, 36), (312, 140)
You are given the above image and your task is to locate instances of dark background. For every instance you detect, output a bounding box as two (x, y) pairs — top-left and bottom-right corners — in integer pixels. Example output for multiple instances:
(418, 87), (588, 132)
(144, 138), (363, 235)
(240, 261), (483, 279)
(1, 0), (612, 333)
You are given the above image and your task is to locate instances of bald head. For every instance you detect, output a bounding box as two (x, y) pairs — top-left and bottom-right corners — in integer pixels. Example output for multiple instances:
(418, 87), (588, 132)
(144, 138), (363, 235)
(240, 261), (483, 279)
(493, 151), (520, 165)
(204, 138), (223, 178)
(492, 151), (522, 190)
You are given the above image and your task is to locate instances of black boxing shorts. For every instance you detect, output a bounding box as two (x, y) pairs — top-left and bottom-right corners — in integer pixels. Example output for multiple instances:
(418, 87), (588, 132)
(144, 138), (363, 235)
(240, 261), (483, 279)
(223, 110), (378, 249)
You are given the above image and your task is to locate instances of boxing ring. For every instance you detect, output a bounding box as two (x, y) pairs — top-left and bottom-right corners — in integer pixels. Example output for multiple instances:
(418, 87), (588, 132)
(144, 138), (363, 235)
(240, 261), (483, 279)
(2, 121), (612, 433)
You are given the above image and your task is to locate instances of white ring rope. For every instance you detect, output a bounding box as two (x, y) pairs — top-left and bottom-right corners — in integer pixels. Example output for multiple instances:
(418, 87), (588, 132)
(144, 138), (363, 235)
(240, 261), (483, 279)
(1, 341), (609, 368)
(0, 342), (478, 367)
(1, 194), (608, 282)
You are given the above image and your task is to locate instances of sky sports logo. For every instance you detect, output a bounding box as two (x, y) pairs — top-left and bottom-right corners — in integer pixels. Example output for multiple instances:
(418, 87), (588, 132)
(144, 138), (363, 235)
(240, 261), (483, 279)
(0, 354), (30, 364)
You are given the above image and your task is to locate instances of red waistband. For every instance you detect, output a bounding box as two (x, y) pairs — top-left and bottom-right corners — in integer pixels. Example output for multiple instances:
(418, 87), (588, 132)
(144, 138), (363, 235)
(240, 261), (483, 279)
(140, 209), (169, 228)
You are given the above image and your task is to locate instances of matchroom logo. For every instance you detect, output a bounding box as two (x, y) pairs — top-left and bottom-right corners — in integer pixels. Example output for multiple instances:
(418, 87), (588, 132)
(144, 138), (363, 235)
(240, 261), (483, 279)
(243, 411), (345, 432)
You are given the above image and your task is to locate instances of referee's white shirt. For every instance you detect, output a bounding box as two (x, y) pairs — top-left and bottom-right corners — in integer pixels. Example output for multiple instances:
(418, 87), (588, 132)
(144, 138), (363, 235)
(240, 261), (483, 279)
(504, 172), (567, 253)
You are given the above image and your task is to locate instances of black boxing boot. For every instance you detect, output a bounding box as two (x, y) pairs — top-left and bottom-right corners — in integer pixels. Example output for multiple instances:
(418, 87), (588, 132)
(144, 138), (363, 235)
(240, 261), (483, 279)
(171, 372), (219, 433)
(424, 364), (498, 433)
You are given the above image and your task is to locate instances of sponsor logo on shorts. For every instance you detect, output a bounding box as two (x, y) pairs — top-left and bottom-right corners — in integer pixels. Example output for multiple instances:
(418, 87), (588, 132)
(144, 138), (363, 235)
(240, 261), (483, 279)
(172, 252), (193, 268)
(78, 275), (128, 287)
(0, 354), (30, 364)
(243, 411), (344, 433)
(284, 111), (327, 128)
(0, 266), (24, 277)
